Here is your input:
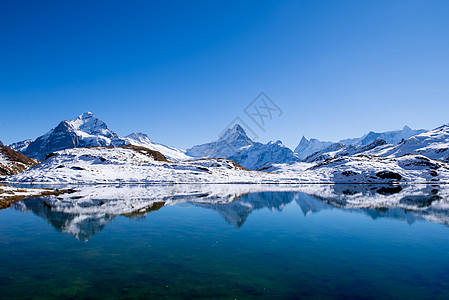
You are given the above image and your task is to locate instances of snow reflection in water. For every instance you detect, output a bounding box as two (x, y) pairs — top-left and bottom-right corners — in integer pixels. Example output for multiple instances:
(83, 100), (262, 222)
(12, 184), (449, 241)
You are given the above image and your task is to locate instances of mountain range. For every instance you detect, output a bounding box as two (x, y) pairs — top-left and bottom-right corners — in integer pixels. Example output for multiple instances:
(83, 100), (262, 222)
(295, 125), (426, 162)
(299, 124), (449, 163)
(6, 112), (436, 169)
(2, 112), (449, 185)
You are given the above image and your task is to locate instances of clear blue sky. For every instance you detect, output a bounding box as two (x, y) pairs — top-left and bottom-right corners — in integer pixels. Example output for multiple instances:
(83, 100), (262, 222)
(1, 0), (448, 149)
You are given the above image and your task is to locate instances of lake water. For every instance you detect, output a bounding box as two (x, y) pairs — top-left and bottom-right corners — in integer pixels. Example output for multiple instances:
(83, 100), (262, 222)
(1, 184), (449, 299)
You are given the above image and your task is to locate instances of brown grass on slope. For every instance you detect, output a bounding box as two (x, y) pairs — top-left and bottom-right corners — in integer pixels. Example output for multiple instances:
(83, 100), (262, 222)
(0, 146), (40, 175)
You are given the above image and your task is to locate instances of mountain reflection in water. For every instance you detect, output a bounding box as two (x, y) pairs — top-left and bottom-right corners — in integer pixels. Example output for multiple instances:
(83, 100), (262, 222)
(12, 184), (449, 241)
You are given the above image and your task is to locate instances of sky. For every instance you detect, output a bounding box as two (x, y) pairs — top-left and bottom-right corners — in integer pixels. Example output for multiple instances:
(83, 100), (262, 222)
(1, 0), (449, 150)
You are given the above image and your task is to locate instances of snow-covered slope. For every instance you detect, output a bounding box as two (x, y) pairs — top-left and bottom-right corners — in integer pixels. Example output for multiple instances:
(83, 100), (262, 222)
(7, 146), (287, 184)
(0, 146), (39, 176)
(124, 132), (191, 161)
(339, 125), (425, 146)
(20, 112), (127, 160)
(297, 154), (449, 183)
(229, 140), (299, 170)
(186, 124), (299, 170)
(294, 136), (333, 160)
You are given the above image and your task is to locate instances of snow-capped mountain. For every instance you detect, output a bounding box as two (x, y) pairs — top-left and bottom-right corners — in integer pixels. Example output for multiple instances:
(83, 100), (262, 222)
(0, 141), (3, 146)
(124, 132), (191, 161)
(19, 112), (127, 160)
(11, 112), (190, 162)
(186, 125), (254, 159)
(186, 124), (299, 170)
(339, 125), (425, 146)
(294, 136), (333, 160)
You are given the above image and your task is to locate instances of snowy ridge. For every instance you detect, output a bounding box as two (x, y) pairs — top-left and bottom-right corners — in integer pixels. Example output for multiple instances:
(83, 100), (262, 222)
(299, 126), (426, 163)
(339, 125), (426, 146)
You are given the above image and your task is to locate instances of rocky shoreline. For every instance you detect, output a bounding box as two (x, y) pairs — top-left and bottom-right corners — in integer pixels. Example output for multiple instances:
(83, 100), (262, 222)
(0, 183), (75, 210)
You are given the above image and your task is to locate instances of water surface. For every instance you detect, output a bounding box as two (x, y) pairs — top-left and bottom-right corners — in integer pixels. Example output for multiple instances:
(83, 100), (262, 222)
(1, 184), (449, 299)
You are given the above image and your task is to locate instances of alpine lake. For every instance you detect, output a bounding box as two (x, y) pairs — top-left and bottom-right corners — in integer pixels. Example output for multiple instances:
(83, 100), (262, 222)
(1, 183), (449, 299)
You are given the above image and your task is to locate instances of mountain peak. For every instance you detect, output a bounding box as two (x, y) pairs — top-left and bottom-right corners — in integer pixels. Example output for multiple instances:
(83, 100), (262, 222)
(300, 136), (310, 143)
(231, 124), (245, 134)
(69, 112), (110, 134)
(77, 112), (94, 120)
(403, 125), (412, 131)
(219, 124), (250, 141)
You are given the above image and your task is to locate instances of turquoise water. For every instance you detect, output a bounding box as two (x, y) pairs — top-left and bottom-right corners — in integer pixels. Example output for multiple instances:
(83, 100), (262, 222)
(1, 185), (449, 299)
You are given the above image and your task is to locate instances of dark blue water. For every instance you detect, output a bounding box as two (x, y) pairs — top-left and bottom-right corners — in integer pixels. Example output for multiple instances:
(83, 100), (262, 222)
(1, 185), (449, 299)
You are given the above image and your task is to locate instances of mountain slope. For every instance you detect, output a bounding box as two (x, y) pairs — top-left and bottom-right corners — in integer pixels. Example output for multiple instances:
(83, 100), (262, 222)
(0, 146), (40, 175)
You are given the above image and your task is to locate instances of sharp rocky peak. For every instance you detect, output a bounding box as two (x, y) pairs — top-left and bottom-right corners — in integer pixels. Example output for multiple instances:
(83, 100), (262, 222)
(219, 124), (251, 142)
